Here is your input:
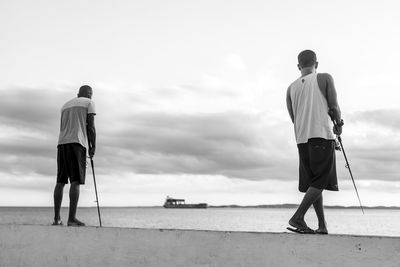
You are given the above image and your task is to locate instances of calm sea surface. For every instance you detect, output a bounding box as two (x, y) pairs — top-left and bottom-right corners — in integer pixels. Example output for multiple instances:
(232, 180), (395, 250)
(1, 207), (399, 237)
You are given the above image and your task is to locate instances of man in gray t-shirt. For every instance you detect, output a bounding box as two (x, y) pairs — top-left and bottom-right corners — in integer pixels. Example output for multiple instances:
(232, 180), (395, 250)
(52, 85), (96, 226)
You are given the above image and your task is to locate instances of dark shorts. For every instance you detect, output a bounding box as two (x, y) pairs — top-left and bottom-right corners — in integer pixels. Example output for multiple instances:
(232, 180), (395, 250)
(57, 143), (87, 184)
(297, 138), (338, 192)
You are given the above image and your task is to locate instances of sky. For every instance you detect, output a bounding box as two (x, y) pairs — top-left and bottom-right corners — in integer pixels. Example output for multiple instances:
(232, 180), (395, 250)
(0, 0), (399, 207)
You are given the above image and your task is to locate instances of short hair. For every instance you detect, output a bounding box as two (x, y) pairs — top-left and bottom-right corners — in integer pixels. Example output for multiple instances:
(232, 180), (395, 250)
(78, 85), (92, 96)
(298, 50), (317, 68)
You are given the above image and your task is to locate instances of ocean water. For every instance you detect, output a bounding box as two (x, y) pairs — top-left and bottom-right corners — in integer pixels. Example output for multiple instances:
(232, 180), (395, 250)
(1, 207), (400, 237)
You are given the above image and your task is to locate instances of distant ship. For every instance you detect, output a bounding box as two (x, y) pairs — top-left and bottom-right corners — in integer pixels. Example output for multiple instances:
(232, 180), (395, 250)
(163, 196), (208, 209)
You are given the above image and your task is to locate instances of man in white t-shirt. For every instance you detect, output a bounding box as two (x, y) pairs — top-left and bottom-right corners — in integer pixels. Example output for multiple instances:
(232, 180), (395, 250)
(286, 50), (343, 234)
(52, 85), (96, 226)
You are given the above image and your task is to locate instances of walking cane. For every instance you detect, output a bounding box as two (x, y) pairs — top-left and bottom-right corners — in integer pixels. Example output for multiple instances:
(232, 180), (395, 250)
(90, 156), (102, 226)
(330, 113), (364, 214)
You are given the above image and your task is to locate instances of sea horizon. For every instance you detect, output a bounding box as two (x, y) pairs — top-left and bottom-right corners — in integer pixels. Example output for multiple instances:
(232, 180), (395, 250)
(1, 204), (400, 209)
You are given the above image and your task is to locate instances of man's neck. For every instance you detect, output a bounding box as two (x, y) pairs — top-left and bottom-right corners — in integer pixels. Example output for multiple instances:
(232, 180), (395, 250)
(77, 95), (90, 99)
(300, 67), (316, 77)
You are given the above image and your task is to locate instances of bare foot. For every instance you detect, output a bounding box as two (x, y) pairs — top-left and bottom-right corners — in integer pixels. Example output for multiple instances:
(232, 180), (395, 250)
(52, 219), (63, 226)
(67, 218), (85, 227)
(288, 218), (308, 230)
(315, 227), (328, 234)
(316, 221), (328, 234)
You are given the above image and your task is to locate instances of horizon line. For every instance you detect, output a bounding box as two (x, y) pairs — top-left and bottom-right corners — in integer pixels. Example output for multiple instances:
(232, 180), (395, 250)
(1, 204), (400, 209)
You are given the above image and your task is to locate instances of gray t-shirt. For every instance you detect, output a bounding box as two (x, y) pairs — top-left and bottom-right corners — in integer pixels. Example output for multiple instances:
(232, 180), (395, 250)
(58, 97), (96, 149)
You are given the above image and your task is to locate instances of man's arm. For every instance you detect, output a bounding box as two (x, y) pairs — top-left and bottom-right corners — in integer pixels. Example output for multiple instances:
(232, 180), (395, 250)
(87, 113), (96, 157)
(286, 86), (294, 123)
(318, 73), (343, 134)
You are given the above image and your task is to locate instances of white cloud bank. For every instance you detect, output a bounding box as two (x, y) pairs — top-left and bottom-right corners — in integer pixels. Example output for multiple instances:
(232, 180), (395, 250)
(0, 82), (399, 206)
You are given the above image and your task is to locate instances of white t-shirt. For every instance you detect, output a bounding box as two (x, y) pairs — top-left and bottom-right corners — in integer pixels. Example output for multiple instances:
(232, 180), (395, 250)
(289, 72), (334, 144)
(58, 97), (96, 149)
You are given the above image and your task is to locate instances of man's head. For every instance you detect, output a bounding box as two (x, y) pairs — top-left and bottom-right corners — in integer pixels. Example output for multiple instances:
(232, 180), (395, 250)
(78, 85), (93, 99)
(297, 50), (318, 70)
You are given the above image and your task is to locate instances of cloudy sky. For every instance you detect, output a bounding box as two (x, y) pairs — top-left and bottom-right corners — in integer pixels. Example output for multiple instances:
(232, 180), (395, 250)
(1, 0), (399, 207)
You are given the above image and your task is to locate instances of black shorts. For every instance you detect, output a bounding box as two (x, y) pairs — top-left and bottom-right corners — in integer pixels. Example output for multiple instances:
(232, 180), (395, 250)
(297, 138), (338, 192)
(57, 143), (87, 184)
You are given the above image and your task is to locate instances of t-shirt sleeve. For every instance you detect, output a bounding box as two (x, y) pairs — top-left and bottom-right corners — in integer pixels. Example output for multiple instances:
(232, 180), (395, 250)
(88, 100), (96, 114)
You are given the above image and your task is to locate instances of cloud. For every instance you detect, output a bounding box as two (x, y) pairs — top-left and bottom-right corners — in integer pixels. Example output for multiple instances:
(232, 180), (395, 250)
(0, 83), (399, 208)
(96, 111), (294, 180)
(0, 84), (293, 181)
(350, 109), (400, 131)
(0, 86), (70, 132)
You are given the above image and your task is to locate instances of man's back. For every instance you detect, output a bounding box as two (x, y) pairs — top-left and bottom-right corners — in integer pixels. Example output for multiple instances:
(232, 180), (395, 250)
(53, 85), (95, 227)
(58, 97), (96, 149)
(288, 72), (334, 144)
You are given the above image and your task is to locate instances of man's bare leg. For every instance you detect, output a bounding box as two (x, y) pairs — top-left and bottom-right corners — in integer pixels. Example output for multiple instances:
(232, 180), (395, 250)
(53, 183), (65, 224)
(313, 194), (328, 234)
(67, 182), (85, 226)
(289, 187), (323, 229)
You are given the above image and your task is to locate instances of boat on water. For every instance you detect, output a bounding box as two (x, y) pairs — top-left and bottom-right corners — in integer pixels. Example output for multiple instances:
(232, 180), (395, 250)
(163, 196), (208, 209)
